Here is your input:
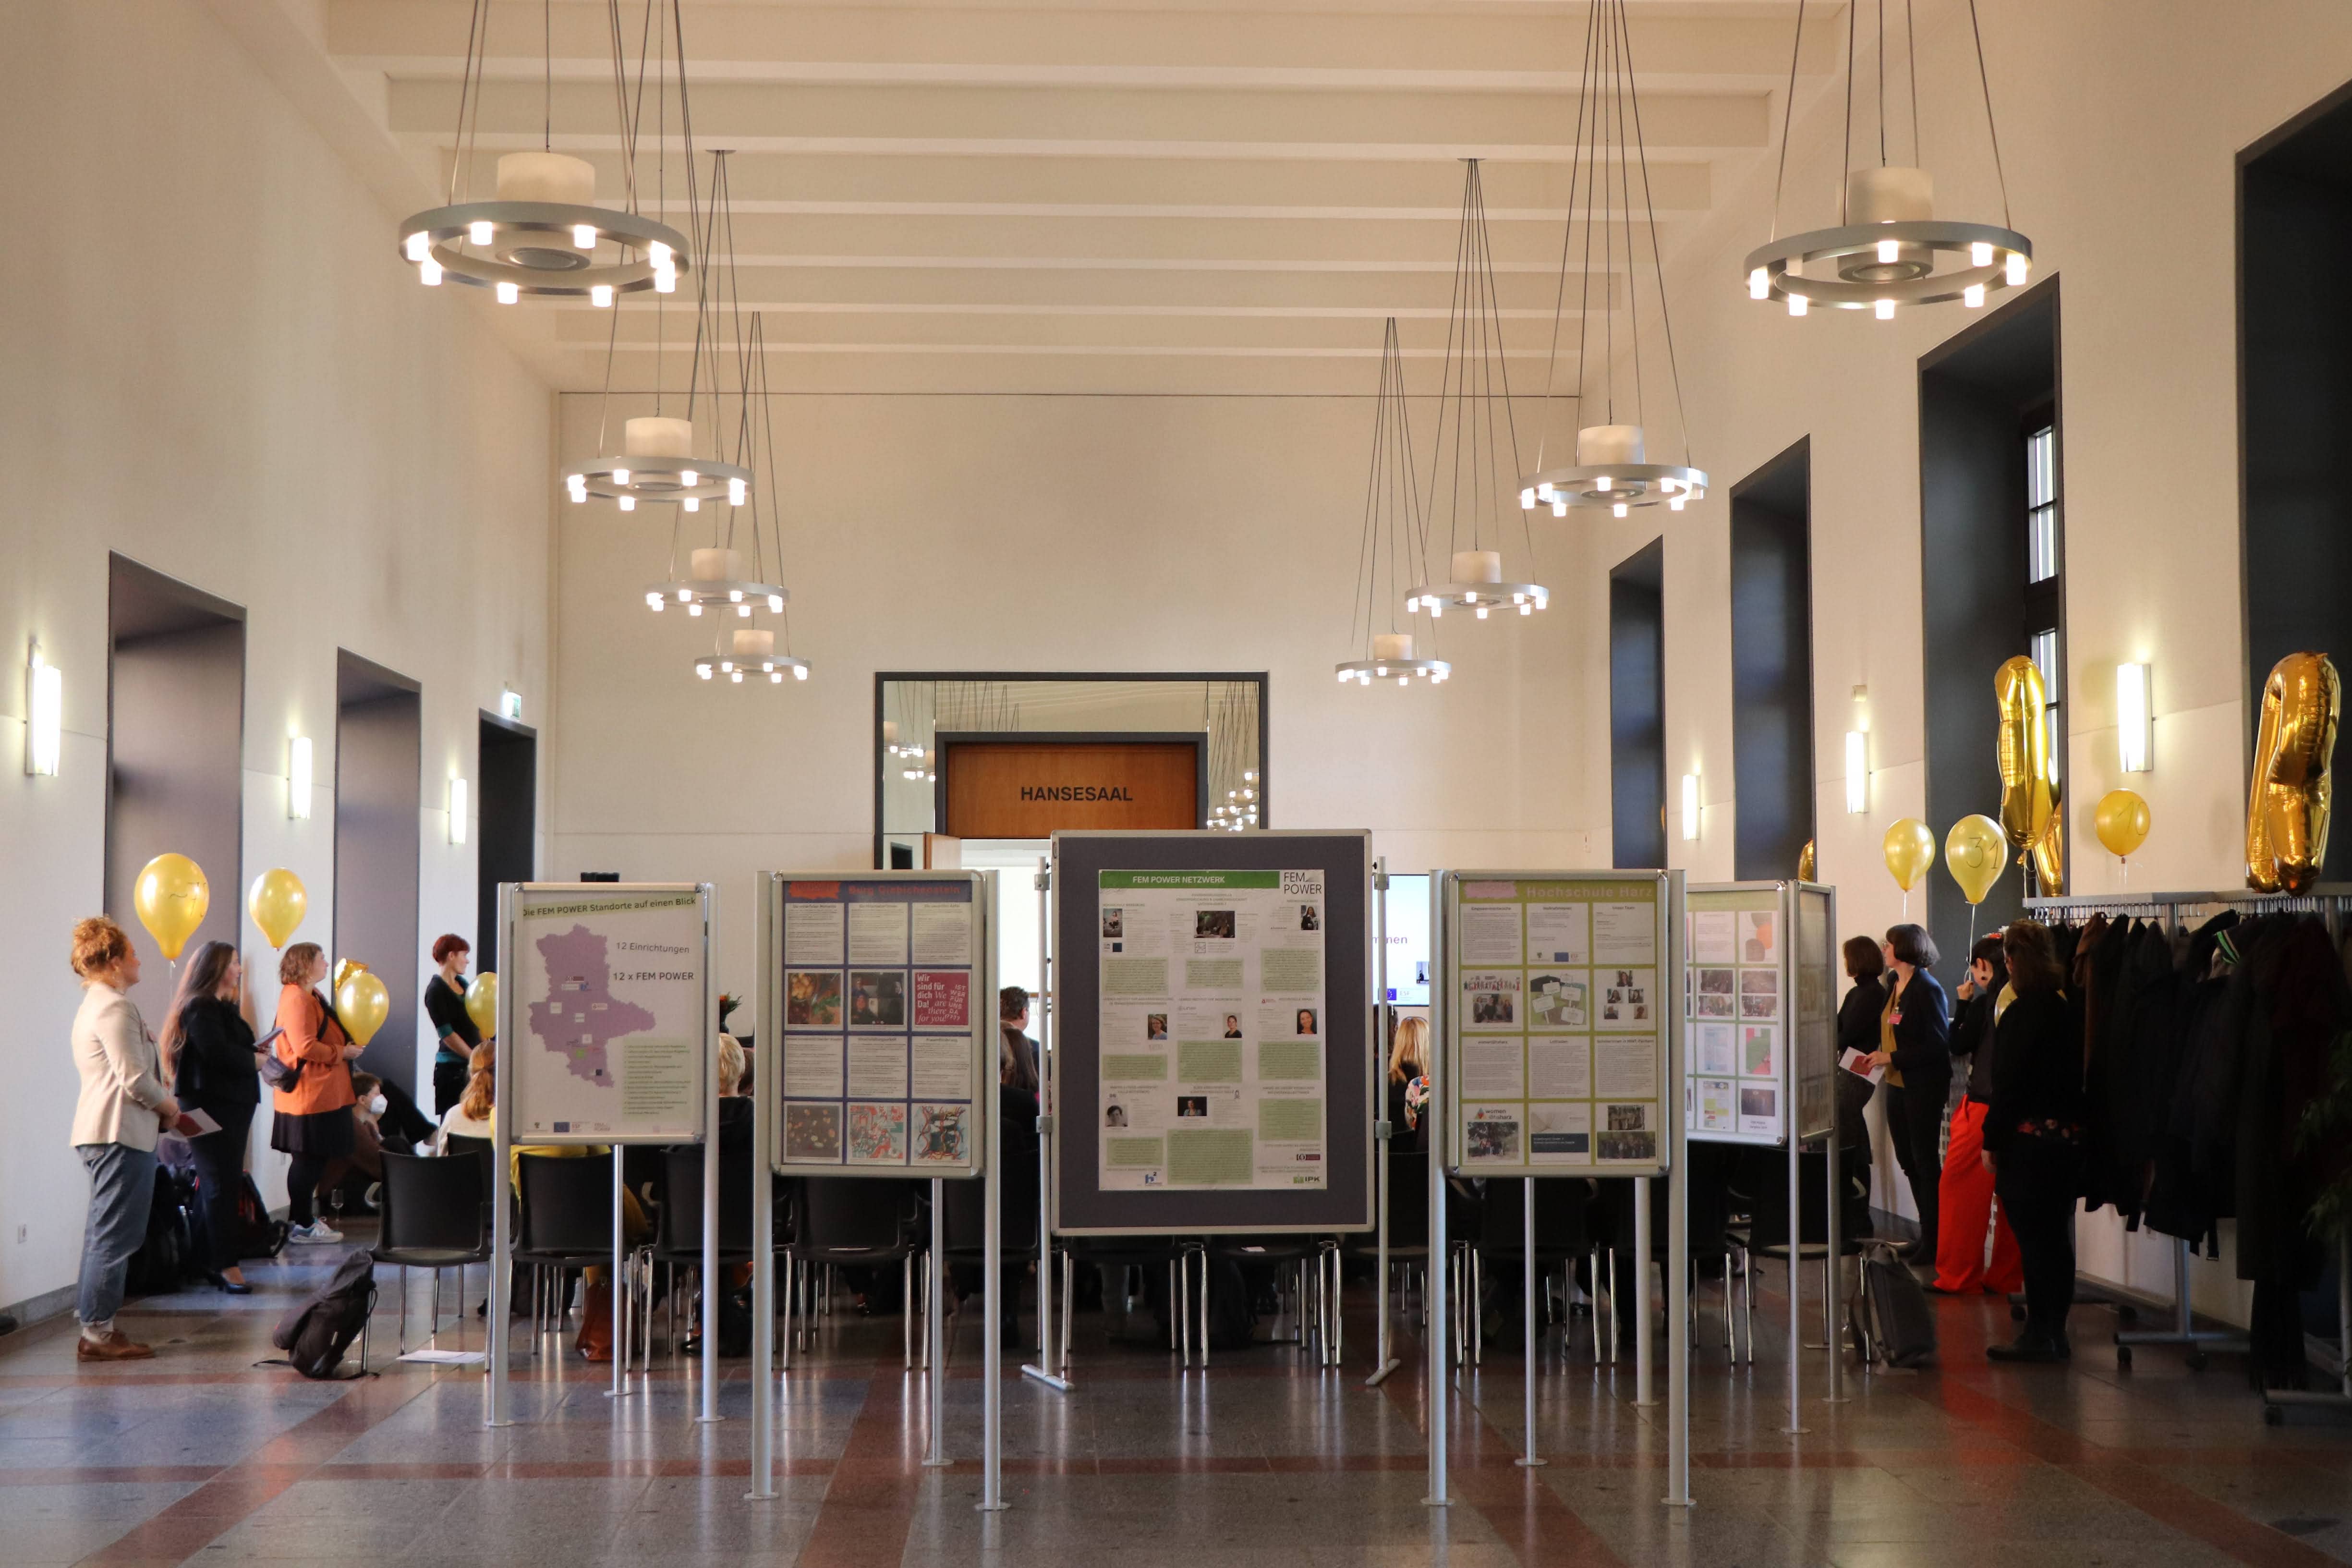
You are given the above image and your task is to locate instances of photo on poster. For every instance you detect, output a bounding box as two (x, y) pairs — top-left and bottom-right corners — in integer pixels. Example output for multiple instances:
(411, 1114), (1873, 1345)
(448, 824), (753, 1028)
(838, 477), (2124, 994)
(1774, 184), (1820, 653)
(1193, 909), (1237, 939)
(1739, 990), (1779, 1020)
(911, 970), (970, 1029)
(1176, 1094), (1209, 1118)
(784, 1102), (842, 1161)
(1697, 967), (1735, 998)
(1697, 1078), (1736, 1131)
(1297, 903), (1320, 932)
(1689, 910), (1736, 966)
(912, 1103), (970, 1163)
(1606, 1103), (1649, 1131)
(1462, 971), (1520, 1029)
(1103, 1103), (1129, 1128)
(1102, 907), (1125, 939)
(1739, 1084), (1778, 1133)
(1293, 1007), (1319, 1036)
(787, 971), (842, 1027)
(848, 971), (907, 1027)
(1741, 911), (1779, 965)
(1697, 992), (1735, 1018)
(1528, 973), (1588, 1027)
(1596, 968), (1656, 1029)
(1464, 1106), (1521, 1162)
(846, 1102), (908, 1163)
(1221, 1012), (1245, 1039)
(1742, 1024), (1778, 1078)
(1597, 1129), (1657, 1162)
(1694, 1021), (1736, 1077)
(1528, 1101), (1591, 1159)
(1146, 1012), (1169, 1039)
(1738, 968), (1779, 997)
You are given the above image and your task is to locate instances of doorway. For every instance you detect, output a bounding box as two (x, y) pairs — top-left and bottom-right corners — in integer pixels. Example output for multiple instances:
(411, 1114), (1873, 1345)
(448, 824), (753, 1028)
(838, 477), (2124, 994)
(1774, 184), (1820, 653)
(1610, 538), (1667, 870)
(476, 713), (538, 972)
(335, 652), (422, 1097)
(106, 556), (245, 1021)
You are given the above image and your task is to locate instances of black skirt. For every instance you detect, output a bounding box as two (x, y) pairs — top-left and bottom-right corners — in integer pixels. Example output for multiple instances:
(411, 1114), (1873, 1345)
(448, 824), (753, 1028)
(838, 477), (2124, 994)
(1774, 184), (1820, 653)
(269, 1106), (354, 1158)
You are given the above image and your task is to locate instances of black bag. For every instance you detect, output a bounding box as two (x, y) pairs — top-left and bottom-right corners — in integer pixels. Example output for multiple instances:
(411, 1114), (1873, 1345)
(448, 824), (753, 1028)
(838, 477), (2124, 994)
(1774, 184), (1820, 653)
(236, 1174), (292, 1260)
(269, 1249), (376, 1378)
(126, 1166), (201, 1295)
(1856, 1240), (1937, 1368)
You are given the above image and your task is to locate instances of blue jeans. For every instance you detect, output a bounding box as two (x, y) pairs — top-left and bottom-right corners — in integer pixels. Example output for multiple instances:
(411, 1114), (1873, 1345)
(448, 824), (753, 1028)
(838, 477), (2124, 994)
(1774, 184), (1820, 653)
(76, 1143), (158, 1327)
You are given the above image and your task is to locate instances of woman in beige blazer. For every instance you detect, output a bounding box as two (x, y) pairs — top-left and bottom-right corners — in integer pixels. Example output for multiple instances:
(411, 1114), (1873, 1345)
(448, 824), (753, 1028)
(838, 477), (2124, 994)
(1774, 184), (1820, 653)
(68, 916), (193, 1362)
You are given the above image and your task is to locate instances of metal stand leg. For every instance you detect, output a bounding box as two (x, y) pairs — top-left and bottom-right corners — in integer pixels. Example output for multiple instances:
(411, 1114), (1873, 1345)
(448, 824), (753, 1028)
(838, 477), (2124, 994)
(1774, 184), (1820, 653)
(2116, 1237), (2250, 1370)
(1515, 1180), (1545, 1469)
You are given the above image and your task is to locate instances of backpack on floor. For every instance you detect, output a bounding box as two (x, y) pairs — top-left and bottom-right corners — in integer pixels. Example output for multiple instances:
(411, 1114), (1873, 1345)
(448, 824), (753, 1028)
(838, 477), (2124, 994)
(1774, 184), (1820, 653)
(235, 1174), (292, 1261)
(126, 1166), (202, 1295)
(269, 1249), (376, 1378)
(1855, 1240), (1937, 1369)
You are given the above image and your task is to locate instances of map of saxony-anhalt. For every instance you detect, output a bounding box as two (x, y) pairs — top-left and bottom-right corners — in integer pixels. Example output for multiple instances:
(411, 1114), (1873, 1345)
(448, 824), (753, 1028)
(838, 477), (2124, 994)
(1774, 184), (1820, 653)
(528, 924), (658, 1086)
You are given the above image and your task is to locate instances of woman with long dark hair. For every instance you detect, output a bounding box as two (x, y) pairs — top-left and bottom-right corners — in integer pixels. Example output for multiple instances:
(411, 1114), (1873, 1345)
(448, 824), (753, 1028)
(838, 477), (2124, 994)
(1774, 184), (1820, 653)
(1869, 924), (1951, 1266)
(1932, 934), (2024, 1296)
(1983, 919), (2087, 1361)
(159, 940), (262, 1292)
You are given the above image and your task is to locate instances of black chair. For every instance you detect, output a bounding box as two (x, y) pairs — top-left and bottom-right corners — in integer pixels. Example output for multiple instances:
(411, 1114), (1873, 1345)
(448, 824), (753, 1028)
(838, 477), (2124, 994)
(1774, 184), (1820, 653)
(943, 1177), (1036, 1351)
(650, 1142), (755, 1351)
(1467, 1176), (1596, 1364)
(515, 1152), (626, 1349)
(1646, 1144), (1744, 1361)
(371, 1151), (492, 1361)
(788, 1178), (920, 1364)
(1344, 1148), (1432, 1352)
(1732, 1145), (1866, 1358)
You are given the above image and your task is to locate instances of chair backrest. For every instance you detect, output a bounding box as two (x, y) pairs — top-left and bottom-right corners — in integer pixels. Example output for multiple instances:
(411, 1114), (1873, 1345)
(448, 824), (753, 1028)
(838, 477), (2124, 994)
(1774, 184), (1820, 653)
(1385, 1149), (1429, 1248)
(941, 1176), (1040, 1255)
(1477, 1174), (1590, 1254)
(518, 1152), (616, 1255)
(799, 1176), (913, 1252)
(658, 1142), (754, 1253)
(1742, 1146), (1831, 1250)
(379, 1151), (486, 1255)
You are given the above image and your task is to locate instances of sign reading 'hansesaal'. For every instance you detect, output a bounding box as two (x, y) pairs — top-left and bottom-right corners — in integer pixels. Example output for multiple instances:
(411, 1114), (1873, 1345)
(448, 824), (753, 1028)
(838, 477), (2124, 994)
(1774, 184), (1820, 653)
(941, 740), (1200, 837)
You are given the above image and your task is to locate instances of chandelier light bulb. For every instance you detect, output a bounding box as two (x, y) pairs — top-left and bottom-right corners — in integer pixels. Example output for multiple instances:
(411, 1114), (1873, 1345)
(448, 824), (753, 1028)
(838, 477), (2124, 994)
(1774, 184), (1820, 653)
(612, 468), (630, 486)
(1596, 475), (1612, 492)
(677, 588), (691, 603)
(1878, 238), (1900, 265)
(1519, 488), (1536, 510)
(654, 267), (677, 294)
(1748, 267), (1769, 300)
(727, 589), (742, 602)
(1964, 283), (1987, 308)
(591, 284), (613, 308)
(650, 242), (672, 267)
(767, 594), (784, 612)
(729, 670), (742, 683)
(2006, 252), (2029, 286)
(1476, 606), (1490, 620)
(645, 591), (661, 608)
(736, 604), (750, 618)
(684, 471), (700, 488)
(405, 232), (430, 262)
(1244, 771), (1256, 782)
(698, 666), (712, 680)
(686, 601), (701, 616)
(618, 495), (635, 511)
(728, 477), (746, 506)
(794, 665), (808, 681)
(469, 220), (493, 245)
(1552, 499), (1567, 516)
(573, 224), (597, 250)
(420, 259), (443, 286)
(568, 477), (586, 503)
(1787, 293), (1808, 316)
(496, 281), (520, 304)
(1876, 298), (1896, 320)
(1613, 502), (1628, 518)
(1972, 241), (1994, 267)
(770, 671), (783, 683)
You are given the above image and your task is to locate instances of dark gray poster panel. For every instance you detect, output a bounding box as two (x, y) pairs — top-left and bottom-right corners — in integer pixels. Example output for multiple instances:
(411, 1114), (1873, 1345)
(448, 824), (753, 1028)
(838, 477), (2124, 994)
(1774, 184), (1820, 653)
(1052, 831), (1373, 1236)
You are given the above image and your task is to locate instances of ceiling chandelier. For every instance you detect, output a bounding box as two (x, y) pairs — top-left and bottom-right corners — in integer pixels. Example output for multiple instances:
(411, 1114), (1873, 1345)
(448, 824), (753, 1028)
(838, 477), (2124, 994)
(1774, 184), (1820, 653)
(398, 0), (692, 303)
(1407, 161), (1548, 623)
(567, 149), (753, 512)
(695, 627), (810, 685)
(1742, 0), (2031, 316)
(680, 316), (812, 685)
(1522, 0), (1707, 520)
(1338, 320), (1449, 688)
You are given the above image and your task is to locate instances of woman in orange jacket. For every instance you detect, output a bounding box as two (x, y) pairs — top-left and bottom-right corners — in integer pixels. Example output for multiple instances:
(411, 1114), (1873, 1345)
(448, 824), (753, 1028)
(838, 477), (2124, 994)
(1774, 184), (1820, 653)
(267, 943), (362, 1243)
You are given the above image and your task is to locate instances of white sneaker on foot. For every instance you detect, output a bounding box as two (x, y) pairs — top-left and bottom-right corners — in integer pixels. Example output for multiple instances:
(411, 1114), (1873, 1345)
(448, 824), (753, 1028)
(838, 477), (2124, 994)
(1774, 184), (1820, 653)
(290, 1221), (344, 1244)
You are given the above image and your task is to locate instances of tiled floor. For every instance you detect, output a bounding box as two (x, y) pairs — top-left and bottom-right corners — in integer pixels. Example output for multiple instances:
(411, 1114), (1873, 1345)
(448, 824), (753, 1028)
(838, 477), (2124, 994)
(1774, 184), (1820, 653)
(2, 1232), (2347, 1567)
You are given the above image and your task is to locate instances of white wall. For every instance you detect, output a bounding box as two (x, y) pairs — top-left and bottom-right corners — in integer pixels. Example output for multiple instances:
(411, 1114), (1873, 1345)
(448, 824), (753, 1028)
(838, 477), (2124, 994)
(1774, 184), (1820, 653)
(0, 0), (550, 1318)
(548, 390), (1603, 1001)
(1620, 0), (2352, 1318)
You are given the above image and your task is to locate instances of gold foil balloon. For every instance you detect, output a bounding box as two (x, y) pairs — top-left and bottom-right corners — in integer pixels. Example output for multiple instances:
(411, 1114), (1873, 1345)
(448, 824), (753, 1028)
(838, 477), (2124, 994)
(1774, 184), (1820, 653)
(1995, 656), (2064, 891)
(2246, 651), (2340, 893)
(1883, 818), (1935, 892)
(336, 968), (390, 1049)
(245, 868), (307, 948)
(1797, 839), (1817, 881)
(334, 957), (366, 993)
(133, 853), (210, 960)
(464, 972), (498, 1039)
(1944, 814), (2006, 905)
(2094, 790), (2151, 861)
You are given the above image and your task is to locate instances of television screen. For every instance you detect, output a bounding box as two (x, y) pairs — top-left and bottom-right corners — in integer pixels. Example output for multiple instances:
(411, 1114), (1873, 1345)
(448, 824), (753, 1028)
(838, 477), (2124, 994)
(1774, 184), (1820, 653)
(1380, 873), (1431, 1005)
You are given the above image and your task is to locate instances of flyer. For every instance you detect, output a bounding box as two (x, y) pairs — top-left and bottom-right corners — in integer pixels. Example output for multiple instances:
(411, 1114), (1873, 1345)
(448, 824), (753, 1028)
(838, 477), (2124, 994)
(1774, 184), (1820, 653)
(779, 879), (980, 1173)
(1095, 869), (1328, 1191)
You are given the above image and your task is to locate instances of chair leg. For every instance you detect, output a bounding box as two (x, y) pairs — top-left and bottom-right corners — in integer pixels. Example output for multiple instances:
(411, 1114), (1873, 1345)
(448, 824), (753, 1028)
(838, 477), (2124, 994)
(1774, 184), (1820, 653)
(903, 1252), (915, 1371)
(1059, 1249), (1074, 1376)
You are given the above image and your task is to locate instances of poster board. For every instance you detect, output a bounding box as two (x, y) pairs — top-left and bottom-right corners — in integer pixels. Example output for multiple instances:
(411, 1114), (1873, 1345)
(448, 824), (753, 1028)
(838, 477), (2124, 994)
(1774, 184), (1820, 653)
(503, 882), (713, 1143)
(764, 871), (993, 1179)
(1680, 881), (1837, 1147)
(1051, 830), (1374, 1237)
(1440, 870), (1672, 1178)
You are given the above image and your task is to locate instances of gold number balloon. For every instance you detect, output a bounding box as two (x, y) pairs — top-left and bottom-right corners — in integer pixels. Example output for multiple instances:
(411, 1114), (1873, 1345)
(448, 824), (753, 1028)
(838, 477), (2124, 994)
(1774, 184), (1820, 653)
(133, 853), (210, 960)
(1944, 814), (2006, 905)
(2094, 790), (2151, 861)
(1797, 839), (1817, 882)
(1995, 655), (2064, 891)
(2246, 651), (2340, 893)
(464, 972), (499, 1040)
(1883, 818), (1935, 891)
(336, 969), (390, 1049)
(245, 868), (307, 948)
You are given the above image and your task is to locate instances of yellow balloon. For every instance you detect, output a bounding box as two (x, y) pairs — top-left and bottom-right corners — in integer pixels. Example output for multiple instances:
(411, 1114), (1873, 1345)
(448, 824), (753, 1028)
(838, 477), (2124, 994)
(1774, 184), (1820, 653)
(464, 972), (499, 1040)
(133, 853), (210, 961)
(2246, 651), (2340, 894)
(1944, 814), (2007, 905)
(1996, 656), (2064, 891)
(2095, 790), (2152, 860)
(1883, 818), (1935, 892)
(337, 969), (390, 1049)
(334, 957), (368, 994)
(1796, 839), (1817, 882)
(245, 868), (308, 948)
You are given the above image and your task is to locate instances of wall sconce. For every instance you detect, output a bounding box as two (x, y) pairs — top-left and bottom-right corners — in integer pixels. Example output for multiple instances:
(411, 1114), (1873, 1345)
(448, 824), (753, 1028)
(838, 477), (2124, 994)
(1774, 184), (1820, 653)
(24, 642), (61, 777)
(2116, 662), (2151, 773)
(449, 777), (470, 845)
(287, 735), (313, 819)
(1680, 773), (1701, 841)
(500, 687), (523, 722)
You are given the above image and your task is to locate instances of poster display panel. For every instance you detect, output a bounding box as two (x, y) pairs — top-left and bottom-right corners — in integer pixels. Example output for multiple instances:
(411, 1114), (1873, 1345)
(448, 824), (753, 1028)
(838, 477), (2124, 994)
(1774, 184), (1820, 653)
(1051, 831), (1373, 1237)
(770, 873), (990, 1179)
(1682, 882), (1837, 1146)
(1793, 884), (1838, 1143)
(506, 883), (711, 1143)
(1442, 871), (1670, 1178)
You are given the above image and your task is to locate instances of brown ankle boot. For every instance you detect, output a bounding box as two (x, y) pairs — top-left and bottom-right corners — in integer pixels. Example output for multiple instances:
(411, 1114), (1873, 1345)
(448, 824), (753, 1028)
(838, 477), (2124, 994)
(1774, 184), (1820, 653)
(77, 1330), (155, 1362)
(576, 1279), (615, 1362)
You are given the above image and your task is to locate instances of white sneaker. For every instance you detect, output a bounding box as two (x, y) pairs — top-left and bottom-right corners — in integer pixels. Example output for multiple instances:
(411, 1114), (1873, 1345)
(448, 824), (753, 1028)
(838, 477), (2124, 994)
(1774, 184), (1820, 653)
(290, 1221), (344, 1244)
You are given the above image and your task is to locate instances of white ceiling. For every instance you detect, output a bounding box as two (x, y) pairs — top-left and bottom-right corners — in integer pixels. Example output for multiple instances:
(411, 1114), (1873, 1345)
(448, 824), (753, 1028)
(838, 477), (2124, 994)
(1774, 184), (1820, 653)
(226, 0), (1844, 394)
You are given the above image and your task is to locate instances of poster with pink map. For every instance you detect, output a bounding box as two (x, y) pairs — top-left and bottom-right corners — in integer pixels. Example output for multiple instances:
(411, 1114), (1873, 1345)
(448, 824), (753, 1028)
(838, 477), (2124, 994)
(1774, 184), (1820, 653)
(507, 885), (711, 1142)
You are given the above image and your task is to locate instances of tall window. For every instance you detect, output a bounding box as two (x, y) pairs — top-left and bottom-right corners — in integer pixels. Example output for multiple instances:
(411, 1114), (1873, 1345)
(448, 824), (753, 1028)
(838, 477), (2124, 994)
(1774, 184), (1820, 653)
(2023, 417), (2062, 783)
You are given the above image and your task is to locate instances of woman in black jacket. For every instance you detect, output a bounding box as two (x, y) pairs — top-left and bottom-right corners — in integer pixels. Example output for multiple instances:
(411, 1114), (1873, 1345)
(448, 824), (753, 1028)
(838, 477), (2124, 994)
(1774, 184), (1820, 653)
(1983, 919), (2087, 1361)
(1869, 924), (1951, 1266)
(158, 940), (262, 1293)
(1833, 936), (1888, 1242)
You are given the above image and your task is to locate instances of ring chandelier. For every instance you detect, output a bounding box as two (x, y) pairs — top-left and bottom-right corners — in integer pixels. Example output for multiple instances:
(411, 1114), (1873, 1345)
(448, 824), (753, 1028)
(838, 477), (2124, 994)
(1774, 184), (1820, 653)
(695, 627), (810, 685)
(398, 0), (693, 302)
(1521, 0), (1708, 520)
(1406, 160), (1549, 620)
(1741, 0), (2033, 316)
(1337, 320), (1450, 687)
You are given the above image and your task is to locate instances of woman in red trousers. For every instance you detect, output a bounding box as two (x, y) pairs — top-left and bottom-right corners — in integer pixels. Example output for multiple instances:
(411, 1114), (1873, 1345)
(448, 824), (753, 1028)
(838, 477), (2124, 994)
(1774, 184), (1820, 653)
(1933, 934), (2023, 1295)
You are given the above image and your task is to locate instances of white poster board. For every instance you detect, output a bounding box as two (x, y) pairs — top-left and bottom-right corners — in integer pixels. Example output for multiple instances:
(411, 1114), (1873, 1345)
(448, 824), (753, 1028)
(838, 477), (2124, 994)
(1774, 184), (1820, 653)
(505, 883), (712, 1143)
(1682, 881), (1837, 1147)
(1441, 870), (1672, 1178)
